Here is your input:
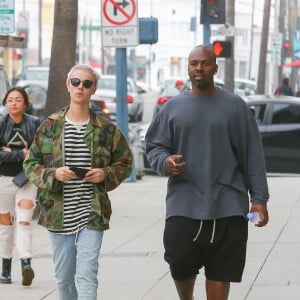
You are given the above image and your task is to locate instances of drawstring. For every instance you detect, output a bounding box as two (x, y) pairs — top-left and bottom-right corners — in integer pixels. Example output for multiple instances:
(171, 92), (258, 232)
(210, 219), (216, 243)
(193, 219), (216, 243)
(193, 220), (203, 242)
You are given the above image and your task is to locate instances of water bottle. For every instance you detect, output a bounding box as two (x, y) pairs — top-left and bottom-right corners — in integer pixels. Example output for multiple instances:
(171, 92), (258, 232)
(247, 212), (261, 225)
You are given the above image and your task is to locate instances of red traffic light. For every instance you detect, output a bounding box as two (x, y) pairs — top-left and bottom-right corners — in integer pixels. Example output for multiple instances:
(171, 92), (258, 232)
(212, 41), (231, 58)
(19, 32), (27, 39)
(283, 41), (290, 49)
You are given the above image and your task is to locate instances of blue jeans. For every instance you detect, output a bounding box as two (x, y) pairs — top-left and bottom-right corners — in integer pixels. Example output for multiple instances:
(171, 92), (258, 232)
(49, 227), (104, 300)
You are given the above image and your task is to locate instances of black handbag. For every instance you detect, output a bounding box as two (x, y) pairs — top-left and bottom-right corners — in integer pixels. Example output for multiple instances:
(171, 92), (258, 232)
(12, 170), (28, 188)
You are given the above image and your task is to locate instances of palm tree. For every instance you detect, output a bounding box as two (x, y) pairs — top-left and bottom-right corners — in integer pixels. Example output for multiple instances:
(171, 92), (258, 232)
(45, 0), (78, 115)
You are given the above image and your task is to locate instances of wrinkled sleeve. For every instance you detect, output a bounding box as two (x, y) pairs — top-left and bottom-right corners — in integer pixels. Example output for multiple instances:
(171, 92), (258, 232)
(231, 101), (269, 204)
(0, 149), (24, 164)
(102, 127), (133, 192)
(145, 113), (172, 176)
(23, 122), (62, 193)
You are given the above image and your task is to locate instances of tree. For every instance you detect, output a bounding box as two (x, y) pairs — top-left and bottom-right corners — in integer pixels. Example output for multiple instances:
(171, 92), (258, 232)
(45, 0), (78, 116)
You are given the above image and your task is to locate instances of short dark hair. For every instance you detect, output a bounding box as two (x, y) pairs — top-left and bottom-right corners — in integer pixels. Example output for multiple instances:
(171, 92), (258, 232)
(2, 86), (29, 106)
(282, 77), (289, 85)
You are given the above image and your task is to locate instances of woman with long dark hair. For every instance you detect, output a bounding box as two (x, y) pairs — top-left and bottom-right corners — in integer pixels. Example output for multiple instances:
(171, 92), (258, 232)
(0, 87), (40, 286)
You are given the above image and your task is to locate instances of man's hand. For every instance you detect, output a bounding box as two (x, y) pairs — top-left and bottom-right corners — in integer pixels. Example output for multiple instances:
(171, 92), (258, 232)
(250, 204), (269, 227)
(84, 168), (106, 183)
(55, 166), (75, 182)
(165, 154), (185, 176)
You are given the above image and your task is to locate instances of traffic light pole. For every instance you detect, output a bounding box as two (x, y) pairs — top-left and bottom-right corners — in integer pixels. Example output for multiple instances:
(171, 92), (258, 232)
(203, 23), (211, 45)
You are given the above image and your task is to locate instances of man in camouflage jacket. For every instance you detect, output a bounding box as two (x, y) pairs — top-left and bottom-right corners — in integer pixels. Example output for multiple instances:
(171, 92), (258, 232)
(23, 64), (133, 300)
(23, 106), (132, 232)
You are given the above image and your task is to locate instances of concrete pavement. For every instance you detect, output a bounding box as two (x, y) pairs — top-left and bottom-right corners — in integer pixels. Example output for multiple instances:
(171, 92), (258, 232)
(2, 173), (300, 300)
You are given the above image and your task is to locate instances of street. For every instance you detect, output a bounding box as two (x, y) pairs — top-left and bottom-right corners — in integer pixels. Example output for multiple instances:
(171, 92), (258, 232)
(2, 173), (300, 299)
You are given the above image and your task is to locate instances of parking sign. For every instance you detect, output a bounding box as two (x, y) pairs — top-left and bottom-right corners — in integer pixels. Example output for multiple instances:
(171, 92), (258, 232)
(0, 0), (15, 34)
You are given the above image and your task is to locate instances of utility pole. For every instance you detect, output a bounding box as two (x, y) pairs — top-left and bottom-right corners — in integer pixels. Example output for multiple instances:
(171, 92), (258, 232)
(288, 0), (296, 91)
(38, 0), (42, 65)
(248, 0), (255, 79)
(224, 0), (234, 92)
(256, 0), (271, 94)
(278, 0), (285, 83)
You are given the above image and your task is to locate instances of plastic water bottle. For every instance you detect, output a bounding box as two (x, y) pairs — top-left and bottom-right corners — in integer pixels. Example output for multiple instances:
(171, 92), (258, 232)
(247, 212), (261, 225)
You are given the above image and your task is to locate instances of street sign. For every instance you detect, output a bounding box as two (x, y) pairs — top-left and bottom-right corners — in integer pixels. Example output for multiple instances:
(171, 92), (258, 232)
(0, 0), (15, 34)
(101, 0), (139, 48)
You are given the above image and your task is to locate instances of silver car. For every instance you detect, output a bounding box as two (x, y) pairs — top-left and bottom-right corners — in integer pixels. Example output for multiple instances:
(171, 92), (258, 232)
(0, 65), (10, 117)
(15, 65), (49, 89)
(94, 75), (145, 122)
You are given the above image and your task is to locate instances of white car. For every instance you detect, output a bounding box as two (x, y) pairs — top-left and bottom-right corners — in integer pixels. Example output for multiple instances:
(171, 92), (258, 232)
(94, 75), (145, 122)
(234, 78), (256, 96)
(0, 65), (11, 118)
(15, 66), (49, 89)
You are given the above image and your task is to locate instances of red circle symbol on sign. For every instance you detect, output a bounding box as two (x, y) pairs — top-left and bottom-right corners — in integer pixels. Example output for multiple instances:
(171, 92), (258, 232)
(103, 0), (137, 26)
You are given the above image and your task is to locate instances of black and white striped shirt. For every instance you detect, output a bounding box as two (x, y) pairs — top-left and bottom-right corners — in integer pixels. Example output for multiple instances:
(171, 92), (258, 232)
(51, 117), (93, 234)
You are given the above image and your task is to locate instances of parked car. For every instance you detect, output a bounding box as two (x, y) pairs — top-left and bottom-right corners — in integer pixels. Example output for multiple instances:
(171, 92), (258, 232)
(158, 77), (185, 93)
(245, 94), (300, 173)
(153, 84), (183, 116)
(144, 94), (300, 175)
(154, 78), (224, 116)
(15, 65), (49, 89)
(93, 74), (145, 122)
(139, 122), (153, 173)
(89, 95), (111, 120)
(0, 65), (10, 101)
(234, 78), (256, 96)
(0, 65), (10, 117)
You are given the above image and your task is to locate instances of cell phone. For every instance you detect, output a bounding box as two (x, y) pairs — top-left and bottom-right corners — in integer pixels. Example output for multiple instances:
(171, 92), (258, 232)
(69, 167), (91, 179)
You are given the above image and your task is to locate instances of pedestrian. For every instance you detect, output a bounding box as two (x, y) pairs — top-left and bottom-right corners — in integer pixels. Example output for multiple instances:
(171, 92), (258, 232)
(0, 87), (40, 286)
(274, 77), (294, 96)
(23, 64), (133, 300)
(145, 45), (270, 300)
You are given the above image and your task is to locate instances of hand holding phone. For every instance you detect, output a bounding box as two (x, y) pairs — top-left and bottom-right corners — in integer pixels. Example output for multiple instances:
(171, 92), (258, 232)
(69, 167), (91, 179)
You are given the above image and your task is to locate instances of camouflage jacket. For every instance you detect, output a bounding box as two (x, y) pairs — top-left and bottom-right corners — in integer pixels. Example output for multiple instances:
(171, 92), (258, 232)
(23, 106), (133, 231)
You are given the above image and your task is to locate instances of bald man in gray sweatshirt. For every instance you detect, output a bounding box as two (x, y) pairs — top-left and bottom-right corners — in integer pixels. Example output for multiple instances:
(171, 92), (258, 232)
(145, 45), (269, 300)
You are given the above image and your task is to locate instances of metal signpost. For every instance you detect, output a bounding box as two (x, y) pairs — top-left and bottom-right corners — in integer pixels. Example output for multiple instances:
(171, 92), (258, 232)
(101, 0), (139, 182)
(0, 0), (15, 34)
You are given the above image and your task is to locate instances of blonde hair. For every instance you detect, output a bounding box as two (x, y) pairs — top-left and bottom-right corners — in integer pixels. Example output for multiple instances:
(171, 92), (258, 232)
(67, 64), (100, 86)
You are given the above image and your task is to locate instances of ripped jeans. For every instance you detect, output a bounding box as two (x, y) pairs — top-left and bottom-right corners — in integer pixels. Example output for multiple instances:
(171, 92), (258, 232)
(0, 175), (37, 259)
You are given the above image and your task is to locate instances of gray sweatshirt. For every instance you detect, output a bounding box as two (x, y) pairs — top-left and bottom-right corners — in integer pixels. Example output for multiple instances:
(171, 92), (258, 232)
(145, 89), (269, 220)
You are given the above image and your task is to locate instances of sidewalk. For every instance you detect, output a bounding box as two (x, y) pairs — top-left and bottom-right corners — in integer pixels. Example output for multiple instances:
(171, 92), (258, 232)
(2, 174), (300, 300)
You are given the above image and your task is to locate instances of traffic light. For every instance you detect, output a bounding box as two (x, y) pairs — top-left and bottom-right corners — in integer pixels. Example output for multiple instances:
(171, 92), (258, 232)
(12, 49), (22, 60)
(17, 28), (28, 48)
(282, 40), (291, 60)
(200, 0), (226, 24)
(212, 41), (231, 58)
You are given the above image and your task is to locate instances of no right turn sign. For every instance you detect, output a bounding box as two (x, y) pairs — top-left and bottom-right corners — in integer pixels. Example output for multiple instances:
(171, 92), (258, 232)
(101, 0), (139, 48)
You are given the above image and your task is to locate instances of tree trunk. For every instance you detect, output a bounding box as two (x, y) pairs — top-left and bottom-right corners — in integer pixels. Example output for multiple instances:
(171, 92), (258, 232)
(257, 0), (271, 94)
(45, 0), (78, 116)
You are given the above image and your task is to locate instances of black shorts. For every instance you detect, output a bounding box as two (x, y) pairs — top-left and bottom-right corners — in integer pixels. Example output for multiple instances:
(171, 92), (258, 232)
(163, 216), (248, 282)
